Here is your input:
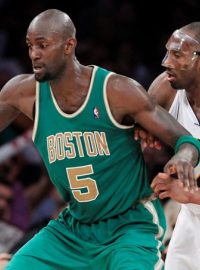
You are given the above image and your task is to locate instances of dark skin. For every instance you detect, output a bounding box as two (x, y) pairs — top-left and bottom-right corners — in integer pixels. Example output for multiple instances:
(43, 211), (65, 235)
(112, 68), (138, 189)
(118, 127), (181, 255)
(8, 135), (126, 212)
(149, 27), (200, 120)
(137, 26), (200, 201)
(152, 172), (200, 204)
(148, 72), (200, 202)
(0, 253), (11, 270)
(0, 9), (199, 191)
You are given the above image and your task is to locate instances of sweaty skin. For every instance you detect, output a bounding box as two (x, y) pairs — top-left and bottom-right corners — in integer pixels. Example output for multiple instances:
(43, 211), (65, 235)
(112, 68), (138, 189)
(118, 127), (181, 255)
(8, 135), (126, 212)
(148, 24), (200, 198)
(149, 72), (200, 202)
(0, 9), (199, 189)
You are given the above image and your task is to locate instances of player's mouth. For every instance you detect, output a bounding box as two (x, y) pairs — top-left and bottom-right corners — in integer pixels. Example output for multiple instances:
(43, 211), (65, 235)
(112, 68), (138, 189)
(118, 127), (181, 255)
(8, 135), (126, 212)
(33, 65), (43, 74)
(166, 71), (176, 82)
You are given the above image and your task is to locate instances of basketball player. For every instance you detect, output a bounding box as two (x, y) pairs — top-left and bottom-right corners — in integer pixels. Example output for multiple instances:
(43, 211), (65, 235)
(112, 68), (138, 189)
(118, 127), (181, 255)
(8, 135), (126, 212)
(1, 10), (200, 270)
(147, 22), (200, 270)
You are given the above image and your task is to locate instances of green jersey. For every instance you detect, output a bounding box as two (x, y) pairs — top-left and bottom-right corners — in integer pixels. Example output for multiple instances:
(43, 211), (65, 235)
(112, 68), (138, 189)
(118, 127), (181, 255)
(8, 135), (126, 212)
(33, 66), (152, 223)
(6, 66), (165, 270)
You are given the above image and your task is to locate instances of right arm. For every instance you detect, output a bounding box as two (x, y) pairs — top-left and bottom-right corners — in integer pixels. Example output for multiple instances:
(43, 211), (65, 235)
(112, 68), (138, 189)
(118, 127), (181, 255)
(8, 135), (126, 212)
(107, 74), (200, 176)
(0, 74), (36, 132)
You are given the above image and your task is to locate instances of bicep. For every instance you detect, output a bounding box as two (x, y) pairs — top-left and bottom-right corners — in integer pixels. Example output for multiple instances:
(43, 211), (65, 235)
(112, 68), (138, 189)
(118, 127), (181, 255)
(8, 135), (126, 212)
(108, 75), (189, 148)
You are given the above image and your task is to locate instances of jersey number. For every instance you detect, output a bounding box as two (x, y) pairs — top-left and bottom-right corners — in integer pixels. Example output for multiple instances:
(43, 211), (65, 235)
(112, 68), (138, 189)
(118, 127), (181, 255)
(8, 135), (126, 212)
(66, 165), (99, 202)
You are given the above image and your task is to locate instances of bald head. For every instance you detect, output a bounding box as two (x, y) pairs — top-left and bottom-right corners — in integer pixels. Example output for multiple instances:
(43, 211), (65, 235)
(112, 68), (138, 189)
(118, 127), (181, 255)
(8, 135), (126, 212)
(28, 9), (76, 40)
(26, 9), (77, 82)
(180, 22), (200, 43)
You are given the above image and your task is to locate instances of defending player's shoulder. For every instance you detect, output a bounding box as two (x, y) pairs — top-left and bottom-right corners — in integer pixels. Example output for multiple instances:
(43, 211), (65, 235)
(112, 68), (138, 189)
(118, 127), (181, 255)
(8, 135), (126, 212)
(148, 72), (177, 110)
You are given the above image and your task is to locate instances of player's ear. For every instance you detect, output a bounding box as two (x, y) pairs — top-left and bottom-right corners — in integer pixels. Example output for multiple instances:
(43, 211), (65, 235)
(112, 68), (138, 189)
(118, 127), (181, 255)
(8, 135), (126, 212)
(64, 38), (77, 54)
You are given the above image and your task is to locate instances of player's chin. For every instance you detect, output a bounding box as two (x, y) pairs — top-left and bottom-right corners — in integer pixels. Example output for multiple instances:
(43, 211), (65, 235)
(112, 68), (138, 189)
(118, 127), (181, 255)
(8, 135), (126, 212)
(34, 73), (47, 82)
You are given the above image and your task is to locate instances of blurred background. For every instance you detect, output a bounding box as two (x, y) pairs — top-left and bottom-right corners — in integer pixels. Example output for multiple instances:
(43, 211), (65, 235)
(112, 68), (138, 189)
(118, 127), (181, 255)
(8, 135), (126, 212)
(0, 0), (199, 255)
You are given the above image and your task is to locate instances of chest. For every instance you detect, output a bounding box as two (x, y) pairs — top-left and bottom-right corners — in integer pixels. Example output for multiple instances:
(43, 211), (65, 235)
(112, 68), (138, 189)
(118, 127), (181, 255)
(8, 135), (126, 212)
(53, 90), (88, 115)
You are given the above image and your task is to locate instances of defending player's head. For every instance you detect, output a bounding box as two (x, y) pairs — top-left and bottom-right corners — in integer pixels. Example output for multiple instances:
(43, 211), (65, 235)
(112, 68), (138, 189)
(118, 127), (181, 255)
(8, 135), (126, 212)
(162, 22), (200, 89)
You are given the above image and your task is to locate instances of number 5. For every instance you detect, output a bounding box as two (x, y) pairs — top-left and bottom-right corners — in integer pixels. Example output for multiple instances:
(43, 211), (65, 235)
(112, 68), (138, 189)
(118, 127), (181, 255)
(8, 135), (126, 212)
(66, 165), (99, 202)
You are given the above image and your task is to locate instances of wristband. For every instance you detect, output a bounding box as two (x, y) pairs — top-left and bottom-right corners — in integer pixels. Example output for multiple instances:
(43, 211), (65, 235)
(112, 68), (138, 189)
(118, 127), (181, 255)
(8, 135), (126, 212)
(175, 135), (200, 165)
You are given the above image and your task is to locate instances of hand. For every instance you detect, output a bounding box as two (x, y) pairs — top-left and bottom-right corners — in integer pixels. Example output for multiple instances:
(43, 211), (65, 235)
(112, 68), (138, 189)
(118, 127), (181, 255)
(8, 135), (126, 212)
(151, 173), (191, 203)
(134, 125), (161, 150)
(164, 155), (197, 192)
(0, 253), (11, 270)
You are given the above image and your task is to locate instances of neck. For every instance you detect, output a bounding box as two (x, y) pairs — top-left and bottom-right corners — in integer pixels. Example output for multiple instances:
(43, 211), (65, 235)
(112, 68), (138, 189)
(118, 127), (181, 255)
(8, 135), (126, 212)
(50, 59), (93, 95)
(51, 59), (83, 90)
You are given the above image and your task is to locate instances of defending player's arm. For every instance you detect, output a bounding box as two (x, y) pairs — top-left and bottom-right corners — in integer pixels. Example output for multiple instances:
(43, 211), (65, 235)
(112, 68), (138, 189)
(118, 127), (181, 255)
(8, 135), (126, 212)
(151, 172), (200, 204)
(0, 253), (11, 270)
(107, 74), (200, 190)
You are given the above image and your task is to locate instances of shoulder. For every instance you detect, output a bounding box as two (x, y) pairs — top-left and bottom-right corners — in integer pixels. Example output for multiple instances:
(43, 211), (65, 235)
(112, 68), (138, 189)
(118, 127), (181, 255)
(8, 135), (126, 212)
(107, 73), (148, 97)
(106, 73), (154, 121)
(1, 74), (36, 104)
(2, 74), (35, 92)
(148, 72), (177, 110)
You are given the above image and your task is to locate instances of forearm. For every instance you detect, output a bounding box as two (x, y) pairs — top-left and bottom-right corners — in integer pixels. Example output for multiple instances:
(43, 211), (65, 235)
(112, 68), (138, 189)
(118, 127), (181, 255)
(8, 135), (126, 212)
(135, 104), (192, 149)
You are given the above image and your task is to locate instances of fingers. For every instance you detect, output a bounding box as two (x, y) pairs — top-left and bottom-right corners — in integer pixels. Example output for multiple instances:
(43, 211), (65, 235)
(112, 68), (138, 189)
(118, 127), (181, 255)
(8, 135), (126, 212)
(188, 166), (197, 192)
(164, 163), (197, 192)
(142, 134), (159, 149)
(154, 183), (169, 194)
(151, 175), (174, 200)
(159, 191), (170, 199)
(176, 165), (190, 191)
(134, 128), (140, 141)
(154, 140), (162, 150)
(176, 165), (197, 192)
(151, 173), (175, 201)
(134, 127), (147, 141)
(151, 172), (192, 203)
(0, 253), (12, 260)
(134, 127), (161, 149)
(151, 173), (170, 189)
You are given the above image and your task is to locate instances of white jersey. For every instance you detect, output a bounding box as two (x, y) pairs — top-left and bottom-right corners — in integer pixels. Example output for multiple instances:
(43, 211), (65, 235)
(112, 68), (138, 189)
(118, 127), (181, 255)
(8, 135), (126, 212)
(169, 89), (200, 139)
(169, 89), (200, 214)
(166, 89), (200, 270)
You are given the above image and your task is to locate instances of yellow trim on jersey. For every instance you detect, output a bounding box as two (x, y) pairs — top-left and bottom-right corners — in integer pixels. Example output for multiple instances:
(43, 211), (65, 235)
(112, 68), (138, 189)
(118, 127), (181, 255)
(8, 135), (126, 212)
(103, 73), (134, 129)
(141, 200), (164, 270)
(49, 66), (97, 118)
(32, 82), (39, 142)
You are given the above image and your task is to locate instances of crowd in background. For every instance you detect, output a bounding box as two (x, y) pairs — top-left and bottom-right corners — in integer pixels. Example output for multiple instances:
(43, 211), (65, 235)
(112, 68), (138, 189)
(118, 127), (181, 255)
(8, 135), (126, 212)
(0, 0), (199, 259)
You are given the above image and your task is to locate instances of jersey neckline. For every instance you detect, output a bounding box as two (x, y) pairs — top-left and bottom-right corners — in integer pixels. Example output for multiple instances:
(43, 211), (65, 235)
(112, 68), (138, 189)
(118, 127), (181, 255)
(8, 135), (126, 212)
(49, 65), (97, 118)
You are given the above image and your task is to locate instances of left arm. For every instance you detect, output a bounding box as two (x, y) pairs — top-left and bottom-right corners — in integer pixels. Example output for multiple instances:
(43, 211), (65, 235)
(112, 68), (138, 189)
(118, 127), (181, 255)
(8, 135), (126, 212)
(107, 74), (200, 188)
